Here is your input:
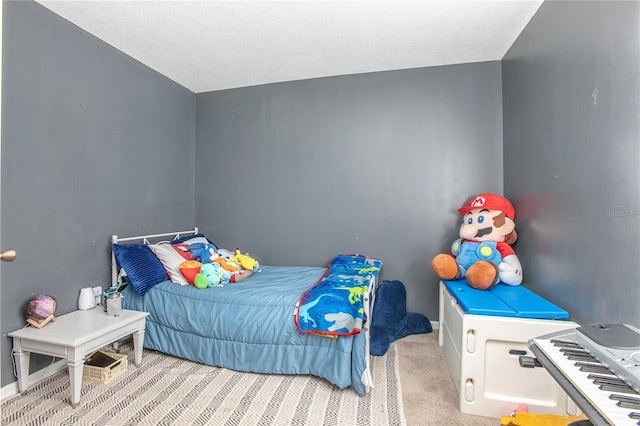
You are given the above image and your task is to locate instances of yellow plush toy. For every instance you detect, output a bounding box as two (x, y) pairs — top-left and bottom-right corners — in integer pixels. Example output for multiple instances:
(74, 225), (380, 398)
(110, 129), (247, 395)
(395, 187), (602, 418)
(233, 249), (260, 272)
(500, 412), (588, 426)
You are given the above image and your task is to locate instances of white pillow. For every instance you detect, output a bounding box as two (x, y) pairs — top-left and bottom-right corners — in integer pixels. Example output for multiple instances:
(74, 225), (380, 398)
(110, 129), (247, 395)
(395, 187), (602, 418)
(148, 243), (190, 285)
(149, 237), (214, 286)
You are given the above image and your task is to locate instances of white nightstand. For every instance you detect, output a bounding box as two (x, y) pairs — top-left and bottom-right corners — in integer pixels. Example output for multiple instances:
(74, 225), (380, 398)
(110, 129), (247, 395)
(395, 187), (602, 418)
(8, 308), (148, 407)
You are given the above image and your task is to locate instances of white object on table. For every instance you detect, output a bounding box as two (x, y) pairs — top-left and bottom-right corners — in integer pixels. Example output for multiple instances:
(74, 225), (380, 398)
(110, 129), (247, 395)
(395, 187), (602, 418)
(8, 308), (148, 408)
(77, 287), (96, 310)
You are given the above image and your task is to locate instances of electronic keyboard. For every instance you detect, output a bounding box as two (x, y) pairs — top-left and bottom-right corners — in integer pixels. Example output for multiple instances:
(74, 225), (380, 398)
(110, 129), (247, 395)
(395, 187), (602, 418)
(529, 324), (640, 426)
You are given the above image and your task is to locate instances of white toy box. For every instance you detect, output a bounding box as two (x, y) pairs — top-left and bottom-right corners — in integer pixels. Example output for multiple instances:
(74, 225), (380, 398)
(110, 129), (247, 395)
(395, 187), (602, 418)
(438, 279), (579, 418)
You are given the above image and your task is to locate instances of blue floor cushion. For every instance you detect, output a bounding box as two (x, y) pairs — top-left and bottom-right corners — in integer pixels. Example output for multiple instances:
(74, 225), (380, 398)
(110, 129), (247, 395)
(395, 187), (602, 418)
(370, 280), (432, 356)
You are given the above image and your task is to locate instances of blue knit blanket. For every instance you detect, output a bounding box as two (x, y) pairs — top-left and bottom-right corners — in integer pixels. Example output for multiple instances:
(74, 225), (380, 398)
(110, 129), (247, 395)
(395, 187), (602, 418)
(295, 254), (382, 336)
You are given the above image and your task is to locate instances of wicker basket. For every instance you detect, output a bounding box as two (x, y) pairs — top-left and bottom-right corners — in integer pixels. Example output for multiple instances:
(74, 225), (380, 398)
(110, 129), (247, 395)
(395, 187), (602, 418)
(82, 351), (128, 384)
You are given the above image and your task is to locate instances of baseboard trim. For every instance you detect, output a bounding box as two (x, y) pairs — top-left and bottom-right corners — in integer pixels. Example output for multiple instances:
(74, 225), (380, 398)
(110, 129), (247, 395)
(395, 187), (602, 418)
(1, 358), (67, 401)
(431, 320), (439, 330)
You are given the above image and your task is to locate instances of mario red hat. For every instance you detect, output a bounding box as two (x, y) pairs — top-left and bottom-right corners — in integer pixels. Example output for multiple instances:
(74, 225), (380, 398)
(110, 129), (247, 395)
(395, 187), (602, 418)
(458, 193), (515, 220)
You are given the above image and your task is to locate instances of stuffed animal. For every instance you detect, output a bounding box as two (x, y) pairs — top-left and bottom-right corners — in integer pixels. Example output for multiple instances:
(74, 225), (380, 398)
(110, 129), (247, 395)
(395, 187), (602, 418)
(217, 248), (236, 260)
(500, 412), (588, 426)
(179, 260), (203, 285)
(219, 267), (232, 284)
(211, 247), (243, 271)
(194, 263), (231, 289)
(188, 243), (218, 264)
(431, 193), (523, 290)
(230, 269), (253, 283)
(213, 256), (239, 272)
(233, 249), (260, 272)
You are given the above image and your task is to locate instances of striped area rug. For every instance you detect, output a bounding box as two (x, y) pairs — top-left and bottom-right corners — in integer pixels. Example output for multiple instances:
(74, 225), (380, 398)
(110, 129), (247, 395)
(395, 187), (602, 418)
(2, 344), (405, 426)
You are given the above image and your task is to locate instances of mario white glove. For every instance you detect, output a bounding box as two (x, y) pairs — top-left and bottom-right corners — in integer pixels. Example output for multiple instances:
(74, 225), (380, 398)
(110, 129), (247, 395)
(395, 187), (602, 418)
(498, 254), (523, 286)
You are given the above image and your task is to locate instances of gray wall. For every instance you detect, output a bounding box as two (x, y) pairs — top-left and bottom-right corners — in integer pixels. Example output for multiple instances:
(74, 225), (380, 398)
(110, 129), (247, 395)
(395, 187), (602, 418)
(1, 1), (196, 386)
(502, 1), (640, 326)
(195, 63), (504, 320)
(8, 0), (637, 393)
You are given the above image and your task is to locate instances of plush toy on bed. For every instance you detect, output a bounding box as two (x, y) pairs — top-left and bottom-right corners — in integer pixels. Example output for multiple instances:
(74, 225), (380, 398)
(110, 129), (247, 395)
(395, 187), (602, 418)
(233, 249), (260, 272)
(194, 263), (231, 289)
(213, 256), (240, 272)
(188, 243), (218, 264)
(431, 193), (523, 290)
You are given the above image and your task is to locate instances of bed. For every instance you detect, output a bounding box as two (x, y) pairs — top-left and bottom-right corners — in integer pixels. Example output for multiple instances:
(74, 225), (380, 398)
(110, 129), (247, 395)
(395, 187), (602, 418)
(110, 227), (382, 395)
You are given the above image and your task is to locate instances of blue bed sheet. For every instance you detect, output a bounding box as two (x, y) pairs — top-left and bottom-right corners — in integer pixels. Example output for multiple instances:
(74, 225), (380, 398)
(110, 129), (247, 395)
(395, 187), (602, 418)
(122, 264), (370, 395)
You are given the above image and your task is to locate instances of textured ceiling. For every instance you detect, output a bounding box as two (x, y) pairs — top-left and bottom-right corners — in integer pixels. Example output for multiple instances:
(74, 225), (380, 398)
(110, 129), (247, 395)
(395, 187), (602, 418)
(35, 1), (543, 93)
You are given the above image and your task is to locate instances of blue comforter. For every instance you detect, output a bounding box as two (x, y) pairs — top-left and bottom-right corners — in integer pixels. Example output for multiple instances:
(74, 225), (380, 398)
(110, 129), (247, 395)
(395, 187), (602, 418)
(122, 264), (371, 395)
(296, 255), (382, 336)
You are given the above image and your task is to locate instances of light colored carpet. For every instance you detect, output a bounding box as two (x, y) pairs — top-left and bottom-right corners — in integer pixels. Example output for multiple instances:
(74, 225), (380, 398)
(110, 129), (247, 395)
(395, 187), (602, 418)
(1, 343), (405, 426)
(2, 331), (500, 425)
(395, 331), (499, 426)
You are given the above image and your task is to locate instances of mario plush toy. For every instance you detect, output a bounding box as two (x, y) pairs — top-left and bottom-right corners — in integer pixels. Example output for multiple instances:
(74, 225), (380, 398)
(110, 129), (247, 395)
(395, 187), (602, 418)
(431, 193), (523, 290)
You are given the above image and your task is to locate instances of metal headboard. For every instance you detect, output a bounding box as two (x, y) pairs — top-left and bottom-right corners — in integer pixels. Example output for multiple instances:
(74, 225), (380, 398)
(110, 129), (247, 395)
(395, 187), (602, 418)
(110, 227), (199, 287)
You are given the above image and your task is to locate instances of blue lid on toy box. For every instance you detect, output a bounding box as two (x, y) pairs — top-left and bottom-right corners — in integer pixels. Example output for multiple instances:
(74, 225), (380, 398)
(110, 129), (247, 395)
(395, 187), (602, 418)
(442, 279), (569, 319)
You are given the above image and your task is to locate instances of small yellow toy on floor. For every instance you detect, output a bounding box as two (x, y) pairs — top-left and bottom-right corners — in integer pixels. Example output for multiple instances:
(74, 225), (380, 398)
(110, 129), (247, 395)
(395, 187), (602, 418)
(500, 404), (589, 426)
(500, 412), (589, 426)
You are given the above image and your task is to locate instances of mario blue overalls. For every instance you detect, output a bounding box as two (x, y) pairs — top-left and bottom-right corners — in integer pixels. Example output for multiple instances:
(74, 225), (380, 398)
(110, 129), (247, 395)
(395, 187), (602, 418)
(451, 238), (503, 278)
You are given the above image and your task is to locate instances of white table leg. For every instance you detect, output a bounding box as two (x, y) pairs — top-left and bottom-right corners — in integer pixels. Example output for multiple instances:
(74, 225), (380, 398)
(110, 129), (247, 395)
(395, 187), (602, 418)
(67, 349), (84, 408)
(12, 341), (30, 395)
(132, 328), (145, 367)
(7, 310), (148, 408)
